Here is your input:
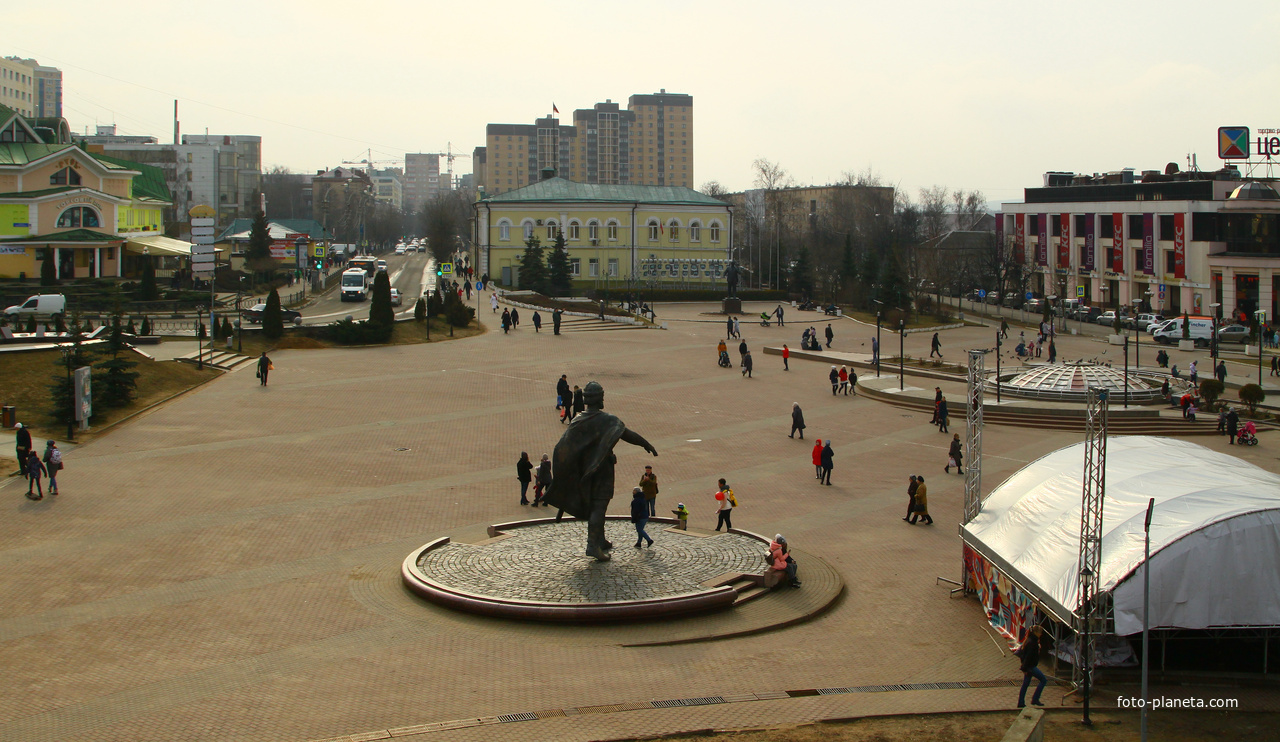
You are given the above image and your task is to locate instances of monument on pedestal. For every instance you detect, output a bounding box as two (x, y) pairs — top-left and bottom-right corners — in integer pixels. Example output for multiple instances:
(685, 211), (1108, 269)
(543, 381), (658, 561)
(722, 260), (742, 314)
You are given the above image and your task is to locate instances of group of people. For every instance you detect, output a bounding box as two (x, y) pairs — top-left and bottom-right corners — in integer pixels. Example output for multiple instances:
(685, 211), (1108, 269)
(827, 365), (858, 396)
(931, 387), (951, 433)
(903, 475), (933, 525)
(13, 423), (63, 501)
(799, 324), (832, 351)
(555, 374), (585, 423)
(494, 296), (565, 336)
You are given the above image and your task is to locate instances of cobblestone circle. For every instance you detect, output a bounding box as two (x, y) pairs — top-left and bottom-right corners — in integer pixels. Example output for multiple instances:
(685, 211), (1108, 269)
(417, 521), (767, 603)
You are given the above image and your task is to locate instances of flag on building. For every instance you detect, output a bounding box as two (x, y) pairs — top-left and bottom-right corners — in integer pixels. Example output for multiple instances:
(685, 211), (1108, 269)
(552, 103), (559, 114)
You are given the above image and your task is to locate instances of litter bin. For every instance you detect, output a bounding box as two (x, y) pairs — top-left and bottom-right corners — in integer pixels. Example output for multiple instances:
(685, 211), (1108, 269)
(1, 405), (14, 429)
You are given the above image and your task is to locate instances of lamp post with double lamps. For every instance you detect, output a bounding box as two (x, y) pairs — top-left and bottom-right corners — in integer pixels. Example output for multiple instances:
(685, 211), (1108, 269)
(898, 319), (905, 391)
(1257, 309), (1268, 385)
(1133, 298), (1143, 369)
(873, 299), (884, 378)
(1210, 302), (1222, 363)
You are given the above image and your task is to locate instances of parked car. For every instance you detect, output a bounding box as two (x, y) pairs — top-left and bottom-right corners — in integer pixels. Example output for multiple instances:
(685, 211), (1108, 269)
(1003, 293), (1024, 309)
(1151, 316), (1215, 346)
(1216, 324), (1250, 343)
(242, 304), (302, 325)
(984, 291), (1001, 305)
(1025, 298), (1045, 314)
(1132, 313), (1162, 331)
(1078, 306), (1103, 324)
(1096, 311), (1119, 327)
(4, 293), (66, 319)
(389, 288), (402, 307)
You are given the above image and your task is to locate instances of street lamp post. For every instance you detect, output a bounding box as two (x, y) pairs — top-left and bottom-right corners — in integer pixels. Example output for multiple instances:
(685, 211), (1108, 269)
(59, 343), (75, 441)
(1124, 334), (1130, 408)
(1210, 302), (1222, 363)
(898, 319), (905, 391)
(1141, 497), (1156, 742)
(237, 276), (245, 354)
(1257, 309), (1268, 385)
(996, 331), (1002, 403)
(1133, 298), (1144, 369)
(874, 302), (883, 378)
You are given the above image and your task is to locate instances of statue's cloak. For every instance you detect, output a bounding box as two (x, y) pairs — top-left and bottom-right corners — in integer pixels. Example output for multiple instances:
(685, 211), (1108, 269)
(543, 409), (627, 520)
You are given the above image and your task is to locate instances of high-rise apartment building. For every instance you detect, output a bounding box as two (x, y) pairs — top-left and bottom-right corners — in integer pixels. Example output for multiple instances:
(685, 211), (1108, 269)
(0, 57), (36, 118)
(403, 153), (449, 213)
(474, 90), (692, 196)
(181, 134), (262, 226)
(371, 168), (404, 211)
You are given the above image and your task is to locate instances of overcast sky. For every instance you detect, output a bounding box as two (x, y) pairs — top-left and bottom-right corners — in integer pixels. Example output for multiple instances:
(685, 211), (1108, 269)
(7, 0), (1278, 205)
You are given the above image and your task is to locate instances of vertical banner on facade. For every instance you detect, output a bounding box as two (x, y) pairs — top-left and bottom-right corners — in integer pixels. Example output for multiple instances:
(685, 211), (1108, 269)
(1142, 213), (1155, 275)
(1112, 213), (1125, 273)
(1014, 213), (1025, 263)
(1059, 213), (1071, 268)
(1083, 213), (1095, 271)
(1037, 214), (1048, 266)
(1173, 212), (1186, 279)
(995, 215), (1004, 261)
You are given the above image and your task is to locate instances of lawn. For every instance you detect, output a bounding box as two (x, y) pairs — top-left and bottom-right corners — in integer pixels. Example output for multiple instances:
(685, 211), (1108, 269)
(0, 348), (220, 442)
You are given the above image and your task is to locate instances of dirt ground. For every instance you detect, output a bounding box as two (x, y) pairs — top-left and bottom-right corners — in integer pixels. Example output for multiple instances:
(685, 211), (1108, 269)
(652, 709), (1275, 742)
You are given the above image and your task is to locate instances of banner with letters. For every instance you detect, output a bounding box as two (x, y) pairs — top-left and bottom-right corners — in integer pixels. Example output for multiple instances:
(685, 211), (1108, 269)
(1112, 213), (1125, 273)
(1014, 214), (1025, 263)
(1173, 212), (1186, 279)
(964, 544), (1036, 649)
(1142, 213), (1155, 275)
(1083, 213), (1095, 271)
(1037, 214), (1048, 266)
(995, 215), (1004, 261)
(1059, 213), (1071, 268)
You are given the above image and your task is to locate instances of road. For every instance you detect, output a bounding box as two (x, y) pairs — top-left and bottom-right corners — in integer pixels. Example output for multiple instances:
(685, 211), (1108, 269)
(299, 251), (437, 326)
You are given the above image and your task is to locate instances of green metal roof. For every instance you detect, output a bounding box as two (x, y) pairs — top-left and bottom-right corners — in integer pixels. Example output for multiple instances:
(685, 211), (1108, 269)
(0, 142), (76, 167)
(2, 229), (124, 243)
(483, 177), (729, 206)
(90, 152), (170, 202)
(0, 185), (79, 200)
(216, 218), (335, 241)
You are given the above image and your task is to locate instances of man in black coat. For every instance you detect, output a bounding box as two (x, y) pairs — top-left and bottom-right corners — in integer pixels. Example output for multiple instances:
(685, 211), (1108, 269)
(1226, 407), (1240, 444)
(552, 308), (563, 335)
(819, 440), (834, 485)
(1216, 361), (1228, 384)
(556, 375), (571, 423)
(14, 422), (32, 476)
(937, 396), (950, 433)
(824, 323), (834, 348)
(790, 403), (805, 439)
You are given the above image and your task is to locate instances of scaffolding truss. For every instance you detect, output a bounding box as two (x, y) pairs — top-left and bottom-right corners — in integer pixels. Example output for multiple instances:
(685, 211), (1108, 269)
(963, 349), (986, 525)
(1074, 387), (1110, 693)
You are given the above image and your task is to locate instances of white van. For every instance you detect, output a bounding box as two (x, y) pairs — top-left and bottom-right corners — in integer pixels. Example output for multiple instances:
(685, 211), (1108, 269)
(340, 268), (371, 302)
(1151, 316), (1215, 347)
(4, 294), (66, 319)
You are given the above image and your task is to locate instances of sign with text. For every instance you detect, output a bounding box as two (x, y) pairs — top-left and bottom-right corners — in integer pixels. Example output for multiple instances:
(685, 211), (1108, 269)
(1173, 212), (1186, 279)
(1058, 213), (1070, 269)
(1142, 213), (1155, 275)
(1014, 213), (1025, 263)
(1112, 213), (1125, 273)
(1083, 213), (1095, 271)
(1037, 214), (1048, 266)
(74, 366), (92, 423)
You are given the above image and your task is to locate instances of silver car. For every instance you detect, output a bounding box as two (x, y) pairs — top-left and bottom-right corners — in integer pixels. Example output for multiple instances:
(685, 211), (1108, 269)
(1216, 324), (1250, 343)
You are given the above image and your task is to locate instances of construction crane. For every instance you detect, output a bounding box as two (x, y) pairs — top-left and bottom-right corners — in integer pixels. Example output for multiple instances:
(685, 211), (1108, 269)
(341, 149), (402, 173)
(414, 143), (471, 188)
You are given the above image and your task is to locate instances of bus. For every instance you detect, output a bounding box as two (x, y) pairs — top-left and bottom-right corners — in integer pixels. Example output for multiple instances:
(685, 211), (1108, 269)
(340, 268), (371, 301)
(349, 256), (378, 275)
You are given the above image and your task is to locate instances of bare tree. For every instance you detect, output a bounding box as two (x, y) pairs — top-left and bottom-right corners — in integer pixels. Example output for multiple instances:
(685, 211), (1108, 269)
(952, 189), (989, 231)
(700, 180), (729, 199)
(919, 185), (950, 240)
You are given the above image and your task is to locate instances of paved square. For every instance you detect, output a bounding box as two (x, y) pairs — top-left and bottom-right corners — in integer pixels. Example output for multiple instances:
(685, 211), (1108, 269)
(1, 294), (1275, 742)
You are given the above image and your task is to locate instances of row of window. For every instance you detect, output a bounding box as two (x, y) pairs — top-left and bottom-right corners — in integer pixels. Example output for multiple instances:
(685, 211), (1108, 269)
(496, 218), (721, 243)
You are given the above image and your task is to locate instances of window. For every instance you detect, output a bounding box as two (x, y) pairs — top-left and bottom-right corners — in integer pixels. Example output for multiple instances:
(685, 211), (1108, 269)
(588, 258), (599, 277)
(709, 221), (721, 243)
(522, 220), (534, 239)
(569, 220), (580, 240)
(1159, 214), (1176, 239)
(689, 221), (701, 242)
(498, 219), (511, 241)
(50, 167), (81, 186)
(587, 220), (599, 241)
(56, 206), (99, 229)
(647, 219), (659, 241)
(607, 220), (619, 241)
(1165, 250), (1176, 274)
(569, 258), (580, 276)
(545, 220), (558, 239)
(607, 258), (618, 276)
(668, 220), (679, 241)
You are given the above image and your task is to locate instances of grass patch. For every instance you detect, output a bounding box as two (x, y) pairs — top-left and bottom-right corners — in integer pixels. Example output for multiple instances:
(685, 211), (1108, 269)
(834, 308), (951, 330)
(0, 349), (220, 441)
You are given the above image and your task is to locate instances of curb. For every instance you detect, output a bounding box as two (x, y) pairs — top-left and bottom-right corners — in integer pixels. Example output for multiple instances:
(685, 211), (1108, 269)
(495, 293), (665, 330)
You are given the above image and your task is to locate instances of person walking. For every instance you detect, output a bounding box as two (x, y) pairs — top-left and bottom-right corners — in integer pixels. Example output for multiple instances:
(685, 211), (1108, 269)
(714, 478), (735, 531)
(639, 464), (659, 517)
(500, 308), (511, 334)
(930, 332), (942, 358)
(782, 343), (790, 371)
(1189, 359), (1198, 387)
(838, 365), (849, 395)
(516, 452), (533, 505)
(532, 311), (542, 332)
(1016, 626), (1048, 708)
(812, 439), (824, 479)
(931, 387), (943, 424)
(1000, 318), (1009, 339)
(824, 323), (834, 349)
(256, 352), (272, 386)
(726, 315), (735, 339)
(733, 316), (742, 339)
(464, 280), (472, 301)
(903, 475), (919, 522)
(533, 453), (551, 506)
(829, 365), (840, 395)
(571, 385), (585, 421)
(1048, 340), (1057, 364)
(1272, 355), (1278, 376)
(25, 450), (46, 500)
(741, 349), (754, 378)
(946, 433), (964, 474)
(552, 308), (563, 335)
(1216, 360), (1228, 384)
(42, 440), (62, 496)
(511, 307), (520, 327)
(937, 396), (950, 433)
(556, 374), (571, 423)
(848, 366), (858, 396)
(871, 336), (879, 365)
(631, 488), (654, 548)
(819, 440), (834, 485)
(490, 292), (498, 313)
(908, 476), (933, 524)
(716, 338), (728, 367)
(790, 403), (806, 439)
(14, 422), (32, 477)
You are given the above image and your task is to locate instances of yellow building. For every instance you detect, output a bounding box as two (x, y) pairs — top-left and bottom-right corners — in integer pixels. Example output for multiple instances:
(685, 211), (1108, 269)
(472, 177), (732, 287)
(0, 104), (177, 280)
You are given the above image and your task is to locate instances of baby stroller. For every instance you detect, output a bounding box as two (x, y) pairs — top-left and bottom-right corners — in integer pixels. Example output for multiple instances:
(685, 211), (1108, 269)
(1237, 421), (1259, 446)
(718, 349), (732, 367)
(759, 312), (773, 326)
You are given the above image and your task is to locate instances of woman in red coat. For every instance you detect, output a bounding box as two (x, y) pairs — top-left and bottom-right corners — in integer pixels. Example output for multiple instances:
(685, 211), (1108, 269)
(811, 439), (823, 480)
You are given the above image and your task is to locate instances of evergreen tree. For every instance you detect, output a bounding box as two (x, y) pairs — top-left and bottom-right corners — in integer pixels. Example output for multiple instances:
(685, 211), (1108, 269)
(40, 246), (58, 286)
(262, 288), (284, 339)
(126, 318), (137, 335)
(245, 210), (274, 281)
(545, 230), (572, 296)
(54, 313), (67, 335)
(138, 254), (159, 301)
(878, 247), (911, 312)
(197, 321), (207, 341)
(25, 314), (36, 333)
(790, 246), (816, 299)
(140, 316), (151, 336)
(220, 316), (233, 339)
(518, 235), (547, 293)
(414, 297), (426, 322)
(47, 333), (90, 427)
(859, 247), (881, 310)
(840, 234), (857, 295)
(211, 312), (222, 339)
(369, 270), (394, 328)
(93, 313), (139, 408)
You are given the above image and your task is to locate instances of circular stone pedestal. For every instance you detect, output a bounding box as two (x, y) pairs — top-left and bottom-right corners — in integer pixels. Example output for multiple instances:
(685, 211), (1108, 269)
(402, 517), (773, 622)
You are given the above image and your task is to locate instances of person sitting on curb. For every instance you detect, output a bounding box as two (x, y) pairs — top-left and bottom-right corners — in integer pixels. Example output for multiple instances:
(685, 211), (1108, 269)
(670, 502), (689, 530)
(769, 534), (801, 588)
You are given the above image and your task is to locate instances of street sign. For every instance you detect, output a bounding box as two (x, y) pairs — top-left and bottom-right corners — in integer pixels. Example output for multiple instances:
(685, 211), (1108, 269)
(440, 262), (454, 275)
(190, 217), (216, 228)
(1026, 292), (1034, 300)
(977, 289), (986, 299)
(191, 226), (215, 238)
(1077, 285), (1085, 298)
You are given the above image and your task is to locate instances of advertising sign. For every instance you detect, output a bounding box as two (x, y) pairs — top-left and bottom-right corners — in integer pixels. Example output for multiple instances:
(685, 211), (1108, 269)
(1218, 126), (1250, 159)
(1173, 212), (1186, 279)
(74, 366), (92, 423)
(1058, 213), (1070, 268)
(995, 215), (1004, 259)
(1037, 214), (1048, 266)
(1014, 214), (1025, 263)
(1112, 213), (1125, 273)
(1083, 213), (1095, 271)
(964, 544), (1035, 649)
(269, 237), (301, 260)
(1142, 213), (1155, 275)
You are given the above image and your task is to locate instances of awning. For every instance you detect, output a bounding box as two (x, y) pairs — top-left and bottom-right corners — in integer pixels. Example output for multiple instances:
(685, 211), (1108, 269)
(125, 235), (194, 256)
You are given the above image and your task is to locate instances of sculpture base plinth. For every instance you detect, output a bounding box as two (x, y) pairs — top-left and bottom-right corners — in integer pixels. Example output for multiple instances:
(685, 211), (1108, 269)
(722, 297), (742, 314)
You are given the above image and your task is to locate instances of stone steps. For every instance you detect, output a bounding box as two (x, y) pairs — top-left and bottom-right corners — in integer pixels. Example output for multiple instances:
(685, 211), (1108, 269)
(175, 349), (255, 372)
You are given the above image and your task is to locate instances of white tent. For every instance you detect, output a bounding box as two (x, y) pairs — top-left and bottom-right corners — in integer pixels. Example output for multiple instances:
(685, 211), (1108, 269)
(962, 436), (1280, 635)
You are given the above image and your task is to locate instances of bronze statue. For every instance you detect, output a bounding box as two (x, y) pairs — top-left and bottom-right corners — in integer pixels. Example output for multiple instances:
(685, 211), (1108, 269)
(725, 260), (740, 297)
(544, 381), (658, 561)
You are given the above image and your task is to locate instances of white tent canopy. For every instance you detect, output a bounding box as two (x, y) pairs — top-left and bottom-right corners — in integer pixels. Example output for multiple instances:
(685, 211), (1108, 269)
(962, 437), (1280, 635)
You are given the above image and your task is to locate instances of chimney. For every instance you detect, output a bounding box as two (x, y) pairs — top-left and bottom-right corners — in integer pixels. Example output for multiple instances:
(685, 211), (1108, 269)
(173, 99), (179, 145)
(541, 166), (556, 181)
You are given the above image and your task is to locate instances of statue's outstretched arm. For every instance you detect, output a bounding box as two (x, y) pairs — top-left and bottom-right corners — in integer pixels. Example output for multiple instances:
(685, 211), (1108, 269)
(621, 429), (658, 456)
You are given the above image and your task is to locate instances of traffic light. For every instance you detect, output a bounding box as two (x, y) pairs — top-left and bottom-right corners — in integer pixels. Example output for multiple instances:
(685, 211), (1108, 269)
(436, 268), (443, 277)
(315, 260), (323, 271)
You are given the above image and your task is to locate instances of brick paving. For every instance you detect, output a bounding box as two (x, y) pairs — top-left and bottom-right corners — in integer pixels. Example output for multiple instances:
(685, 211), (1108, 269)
(419, 522), (766, 603)
(0, 293), (1274, 742)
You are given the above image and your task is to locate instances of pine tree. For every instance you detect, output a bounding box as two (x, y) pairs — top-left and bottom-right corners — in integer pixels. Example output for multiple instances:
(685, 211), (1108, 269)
(25, 314), (36, 333)
(369, 270), (394, 328)
(138, 254), (159, 301)
(140, 316), (151, 336)
(840, 234), (857, 296)
(47, 333), (90, 427)
(518, 235), (547, 293)
(211, 312), (222, 339)
(262, 288), (284, 339)
(878, 247), (910, 312)
(40, 246), (58, 286)
(245, 209), (274, 281)
(93, 313), (139, 408)
(790, 246), (816, 299)
(545, 231), (572, 296)
(414, 297), (426, 322)
(220, 316), (233, 339)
